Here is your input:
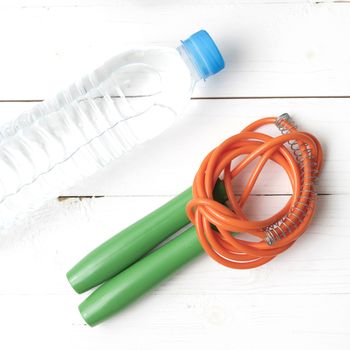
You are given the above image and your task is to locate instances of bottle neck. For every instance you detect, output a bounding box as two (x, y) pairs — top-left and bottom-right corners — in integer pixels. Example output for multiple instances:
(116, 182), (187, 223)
(177, 44), (202, 83)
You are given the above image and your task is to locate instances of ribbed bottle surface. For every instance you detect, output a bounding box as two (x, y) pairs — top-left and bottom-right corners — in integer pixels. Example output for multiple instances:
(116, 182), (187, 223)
(0, 47), (195, 230)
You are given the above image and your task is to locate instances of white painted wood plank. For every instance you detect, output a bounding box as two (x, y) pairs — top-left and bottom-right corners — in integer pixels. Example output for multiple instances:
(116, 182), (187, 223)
(63, 97), (346, 196)
(0, 294), (349, 350)
(0, 3), (349, 99)
(0, 194), (347, 295)
(0, 98), (345, 196)
(0, 193), (349, 349)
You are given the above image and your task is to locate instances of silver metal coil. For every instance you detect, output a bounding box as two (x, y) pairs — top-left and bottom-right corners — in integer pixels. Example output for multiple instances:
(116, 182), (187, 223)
(264, 113), (319, 245)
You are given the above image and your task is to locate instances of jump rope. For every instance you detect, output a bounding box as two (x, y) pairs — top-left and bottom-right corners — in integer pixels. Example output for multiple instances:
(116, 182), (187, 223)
(67, 113), (323, 326)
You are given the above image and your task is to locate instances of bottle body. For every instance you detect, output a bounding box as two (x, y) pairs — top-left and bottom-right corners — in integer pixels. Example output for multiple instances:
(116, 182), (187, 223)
(0, 30), (224, 230)
(0, 47), (197, 229)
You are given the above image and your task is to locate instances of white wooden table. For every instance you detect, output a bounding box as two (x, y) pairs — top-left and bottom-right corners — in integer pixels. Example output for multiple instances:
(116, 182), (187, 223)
(1, 1), (349, 349)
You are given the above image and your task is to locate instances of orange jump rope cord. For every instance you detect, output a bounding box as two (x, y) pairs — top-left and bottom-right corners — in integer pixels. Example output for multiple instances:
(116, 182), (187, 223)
(186, 114), (323, 269)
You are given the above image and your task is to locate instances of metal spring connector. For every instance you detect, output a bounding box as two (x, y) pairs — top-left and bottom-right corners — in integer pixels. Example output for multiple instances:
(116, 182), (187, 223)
(264, 114), (319, 245)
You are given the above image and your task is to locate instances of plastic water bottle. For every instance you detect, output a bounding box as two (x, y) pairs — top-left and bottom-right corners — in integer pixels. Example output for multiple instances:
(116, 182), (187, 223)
(0, 30), (224, 230)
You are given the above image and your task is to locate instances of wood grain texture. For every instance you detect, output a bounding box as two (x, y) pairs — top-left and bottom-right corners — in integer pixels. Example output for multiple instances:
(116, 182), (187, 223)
(0, 1), (349, 349)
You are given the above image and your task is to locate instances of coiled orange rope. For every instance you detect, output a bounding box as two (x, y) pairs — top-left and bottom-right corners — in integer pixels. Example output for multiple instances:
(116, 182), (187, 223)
(186, 114), (323, 269)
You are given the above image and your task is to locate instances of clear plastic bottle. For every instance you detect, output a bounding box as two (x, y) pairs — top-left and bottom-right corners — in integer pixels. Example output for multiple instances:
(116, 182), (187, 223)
(0, 30), (224, 230)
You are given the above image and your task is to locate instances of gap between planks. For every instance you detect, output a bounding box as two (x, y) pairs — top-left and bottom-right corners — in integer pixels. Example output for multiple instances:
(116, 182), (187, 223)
(1, 95), (350, 103)
(57, 193), (335, 201)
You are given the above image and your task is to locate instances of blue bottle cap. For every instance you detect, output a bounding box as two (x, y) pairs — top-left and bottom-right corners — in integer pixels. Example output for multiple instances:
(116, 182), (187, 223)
(181, 30), (225, 80)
